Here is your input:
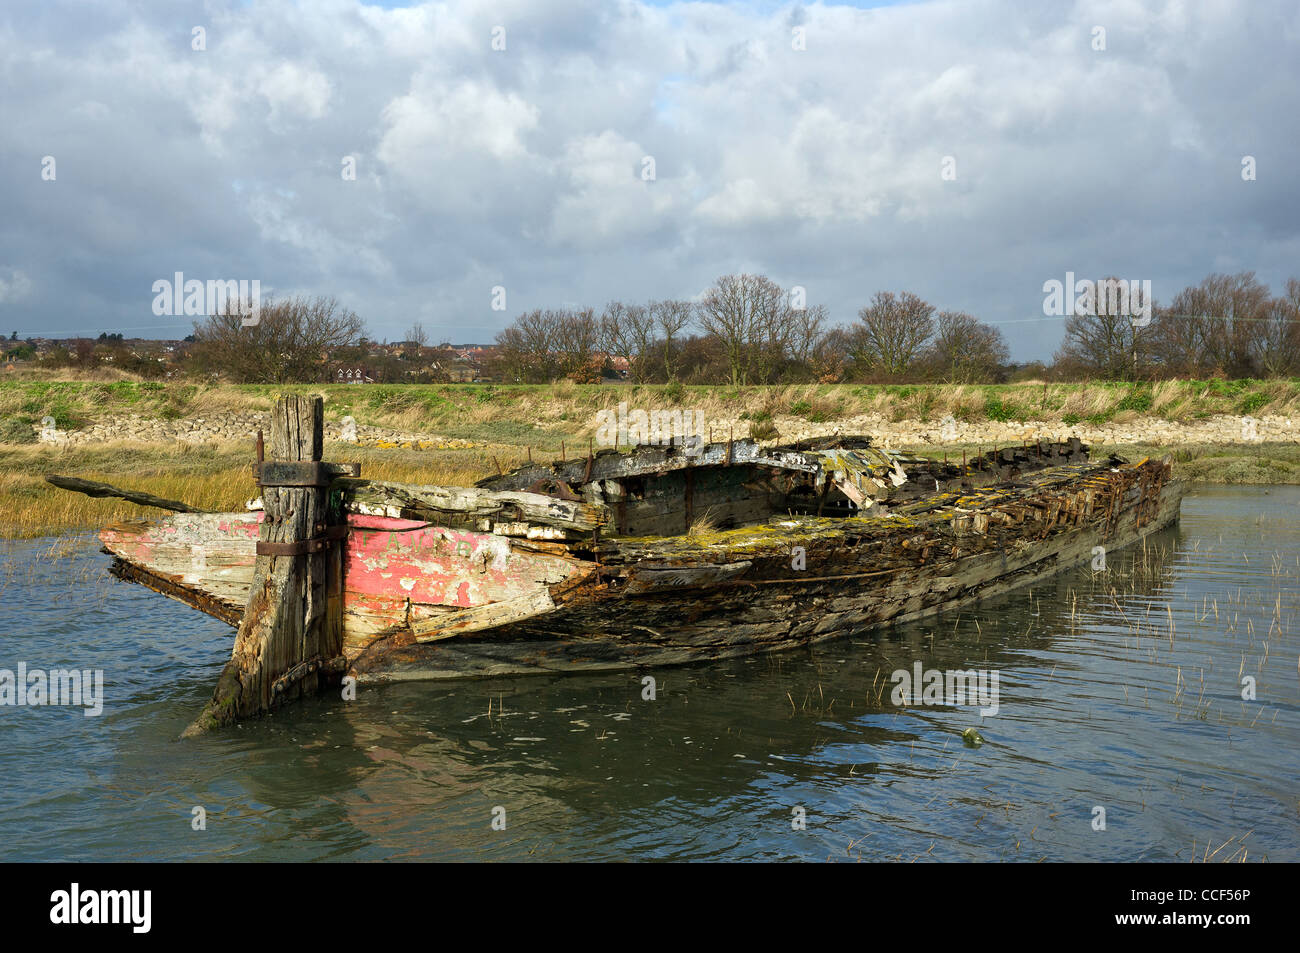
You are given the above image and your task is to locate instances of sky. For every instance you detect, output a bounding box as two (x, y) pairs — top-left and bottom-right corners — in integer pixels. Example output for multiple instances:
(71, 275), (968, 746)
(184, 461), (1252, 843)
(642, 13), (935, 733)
(1, 0), (1297, 360)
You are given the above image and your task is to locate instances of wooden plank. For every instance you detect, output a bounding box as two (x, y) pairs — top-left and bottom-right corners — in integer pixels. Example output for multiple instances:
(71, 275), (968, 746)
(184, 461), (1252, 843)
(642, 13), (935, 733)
(339, 479), (606, 533)
(410, 588), (558, 642)
(45, 474), (208, 513)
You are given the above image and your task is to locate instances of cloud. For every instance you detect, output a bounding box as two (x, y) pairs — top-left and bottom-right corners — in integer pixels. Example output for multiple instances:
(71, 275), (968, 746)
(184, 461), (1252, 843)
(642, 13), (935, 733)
(0, 0), (1297, 357)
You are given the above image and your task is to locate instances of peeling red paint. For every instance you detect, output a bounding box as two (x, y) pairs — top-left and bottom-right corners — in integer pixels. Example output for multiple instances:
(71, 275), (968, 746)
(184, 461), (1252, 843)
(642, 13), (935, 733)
(99, 511), (583, 634)
(342, 514), (575, 608)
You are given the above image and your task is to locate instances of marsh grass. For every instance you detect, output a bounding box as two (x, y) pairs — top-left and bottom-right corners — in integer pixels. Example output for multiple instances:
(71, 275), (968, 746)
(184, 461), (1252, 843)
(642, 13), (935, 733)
(0, 439), (512, 538)
(5, 377), (1300, 537)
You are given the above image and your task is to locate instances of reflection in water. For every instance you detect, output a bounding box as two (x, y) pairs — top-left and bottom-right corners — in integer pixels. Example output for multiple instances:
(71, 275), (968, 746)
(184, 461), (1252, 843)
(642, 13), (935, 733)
(1, 486), (1297, 861)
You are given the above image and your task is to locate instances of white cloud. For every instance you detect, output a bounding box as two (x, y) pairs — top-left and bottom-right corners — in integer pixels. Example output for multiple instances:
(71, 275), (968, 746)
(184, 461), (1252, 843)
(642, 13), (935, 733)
(258, 62), (333, 126)
(379, 76), (539, 168)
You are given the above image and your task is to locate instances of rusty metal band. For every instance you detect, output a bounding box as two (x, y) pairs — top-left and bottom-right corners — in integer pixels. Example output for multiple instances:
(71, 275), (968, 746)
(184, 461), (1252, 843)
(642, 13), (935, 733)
(256, 524), (349, 556)
(253, 461), (361, 487)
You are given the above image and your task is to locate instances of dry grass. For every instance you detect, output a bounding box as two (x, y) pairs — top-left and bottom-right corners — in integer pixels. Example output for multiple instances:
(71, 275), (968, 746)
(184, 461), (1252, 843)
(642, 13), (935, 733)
(686, 509), (719, 537)
(0, 439), (507, 539)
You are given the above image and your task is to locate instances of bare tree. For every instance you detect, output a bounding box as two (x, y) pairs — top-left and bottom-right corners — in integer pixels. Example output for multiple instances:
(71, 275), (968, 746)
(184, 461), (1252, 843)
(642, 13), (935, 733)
(553, 307), (600, 378)
(494, 307), (603, 381)
(788, 304), (828, 367)
(72, 338), (97, 369)
(600, 301), (657, 382)
(750, 291), (803, 385)
(1055, 311), (1142, 380)
(1050, 277), (1155, 380)
(927, 311), (1009, 383)
(1258, 278), (1300, 377)
(849, 291), (934, 379)
(491, 325), (532, 382)
(190, 295), (365, 383)
(405, 321), (428, 348)
(1201, 272), (1271, 377)
(1149, 272), (1269, 377)
(810, 325), (852, 382)
(1148, 300), (1206, 378)
(695, 274), (790, 385)
(494, 310), (552, 382)
(650, 299), (694, 381)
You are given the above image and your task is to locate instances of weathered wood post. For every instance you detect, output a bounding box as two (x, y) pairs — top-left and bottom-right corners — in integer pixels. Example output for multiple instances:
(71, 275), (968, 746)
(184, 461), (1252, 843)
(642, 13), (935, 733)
(183, 394), (349, 736)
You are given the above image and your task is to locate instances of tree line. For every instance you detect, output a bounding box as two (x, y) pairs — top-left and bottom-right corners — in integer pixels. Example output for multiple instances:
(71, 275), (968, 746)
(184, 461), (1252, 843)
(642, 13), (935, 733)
(493, 271), (1300, 384)
(1055, 273), (1300, 381)
(493, 275), (1012, 385)
(11, 271), (1299, 384)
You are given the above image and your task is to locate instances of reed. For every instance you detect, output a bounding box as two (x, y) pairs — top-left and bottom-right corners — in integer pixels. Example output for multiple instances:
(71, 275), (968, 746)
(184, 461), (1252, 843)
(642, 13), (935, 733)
(0, 439), (507, 538)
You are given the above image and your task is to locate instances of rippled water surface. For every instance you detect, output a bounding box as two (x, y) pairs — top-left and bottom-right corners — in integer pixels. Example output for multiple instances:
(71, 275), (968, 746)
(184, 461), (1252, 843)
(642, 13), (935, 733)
(1, 486), (1297, 861)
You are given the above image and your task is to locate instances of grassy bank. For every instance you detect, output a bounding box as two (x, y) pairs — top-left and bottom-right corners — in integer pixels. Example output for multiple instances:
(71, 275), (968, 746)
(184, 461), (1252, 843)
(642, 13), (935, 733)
(3, 376), (1300, 440)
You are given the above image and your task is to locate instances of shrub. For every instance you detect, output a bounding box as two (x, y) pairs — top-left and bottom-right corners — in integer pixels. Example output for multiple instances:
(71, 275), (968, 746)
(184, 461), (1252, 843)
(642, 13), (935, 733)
(0, 415), (35, 444)
(1116, 389), (1153, 414)
(1239, 392), (1269, 415)
(984, 395), (1024, 422)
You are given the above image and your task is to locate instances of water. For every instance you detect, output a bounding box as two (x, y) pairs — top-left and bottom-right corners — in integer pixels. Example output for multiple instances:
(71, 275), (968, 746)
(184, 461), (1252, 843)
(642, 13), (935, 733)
(1, 486), (1297, 861)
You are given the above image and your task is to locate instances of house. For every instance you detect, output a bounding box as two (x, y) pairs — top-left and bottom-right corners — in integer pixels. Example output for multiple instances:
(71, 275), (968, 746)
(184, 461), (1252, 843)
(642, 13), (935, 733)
(336, 364), (374, 384)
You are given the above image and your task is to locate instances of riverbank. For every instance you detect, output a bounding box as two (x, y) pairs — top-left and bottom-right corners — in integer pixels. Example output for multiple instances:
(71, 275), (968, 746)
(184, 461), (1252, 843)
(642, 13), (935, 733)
(2, 377), (1298, 537)
(4, 376), (1300, 439)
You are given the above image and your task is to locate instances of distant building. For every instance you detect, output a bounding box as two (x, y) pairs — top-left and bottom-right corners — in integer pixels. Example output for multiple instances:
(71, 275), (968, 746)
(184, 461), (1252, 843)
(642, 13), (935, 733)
(336, 364), (374, 384)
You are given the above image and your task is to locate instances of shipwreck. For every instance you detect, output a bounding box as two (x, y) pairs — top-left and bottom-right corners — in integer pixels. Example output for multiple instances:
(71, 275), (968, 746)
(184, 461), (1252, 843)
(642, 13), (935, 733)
(53, 395), (1184, 731)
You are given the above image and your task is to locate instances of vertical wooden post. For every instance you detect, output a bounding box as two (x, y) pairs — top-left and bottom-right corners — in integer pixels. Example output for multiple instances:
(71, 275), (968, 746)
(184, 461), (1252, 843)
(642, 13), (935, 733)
(183, 395), (344, 736)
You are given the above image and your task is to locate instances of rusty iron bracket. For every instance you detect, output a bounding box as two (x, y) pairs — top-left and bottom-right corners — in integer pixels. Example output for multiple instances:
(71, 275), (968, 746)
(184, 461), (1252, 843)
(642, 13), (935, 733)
(253, 461), (361, 487)
(256, 524), (349, 556)
(272, 654), (349, 695)
(526, 477), (583, 502)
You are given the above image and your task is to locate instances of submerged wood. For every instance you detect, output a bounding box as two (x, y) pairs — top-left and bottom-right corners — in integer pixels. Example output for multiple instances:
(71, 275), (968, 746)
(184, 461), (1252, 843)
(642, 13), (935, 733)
(91, 435), (1184, 697)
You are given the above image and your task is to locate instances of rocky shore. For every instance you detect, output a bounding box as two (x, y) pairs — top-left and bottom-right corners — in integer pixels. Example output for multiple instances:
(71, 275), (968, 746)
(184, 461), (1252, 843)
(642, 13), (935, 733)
(35, 412), (477, 448)
(775, 412), (1298, 449)
(30, 408), (1299, 450)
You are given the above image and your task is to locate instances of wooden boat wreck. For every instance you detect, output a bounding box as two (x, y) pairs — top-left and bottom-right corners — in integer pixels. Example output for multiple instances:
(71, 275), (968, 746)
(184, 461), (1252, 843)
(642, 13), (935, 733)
(45, 395), (1184, 730)
(83, 424), (1183, 696)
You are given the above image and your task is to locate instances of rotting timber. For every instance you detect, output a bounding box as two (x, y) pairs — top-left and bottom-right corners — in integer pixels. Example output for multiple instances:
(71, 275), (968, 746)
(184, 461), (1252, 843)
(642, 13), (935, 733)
(79, 431), (1183, 691)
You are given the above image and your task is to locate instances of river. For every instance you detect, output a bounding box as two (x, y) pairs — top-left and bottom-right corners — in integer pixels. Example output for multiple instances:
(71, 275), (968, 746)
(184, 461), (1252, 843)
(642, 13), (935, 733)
(1, 486), (1296, 861)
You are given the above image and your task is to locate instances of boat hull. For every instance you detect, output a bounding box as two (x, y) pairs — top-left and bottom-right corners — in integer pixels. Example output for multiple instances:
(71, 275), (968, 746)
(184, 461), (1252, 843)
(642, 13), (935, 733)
(97, 449), (1184, 683)
(351, 476), (1185, 680)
